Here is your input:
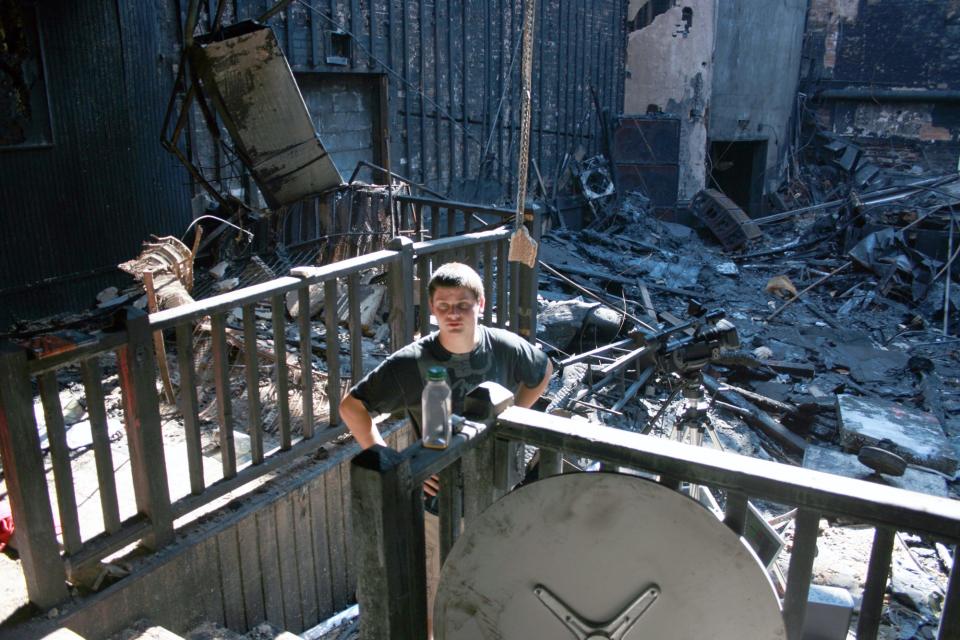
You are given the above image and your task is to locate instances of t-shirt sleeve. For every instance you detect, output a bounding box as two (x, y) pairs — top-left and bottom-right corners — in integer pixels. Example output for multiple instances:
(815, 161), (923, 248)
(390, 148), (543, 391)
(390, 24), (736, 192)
(508, 333), (550, 388)
(349, 355), (414, 417)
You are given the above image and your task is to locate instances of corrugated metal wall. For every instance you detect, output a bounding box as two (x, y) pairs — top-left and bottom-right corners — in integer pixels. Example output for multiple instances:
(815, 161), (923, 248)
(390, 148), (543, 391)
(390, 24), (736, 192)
(0, 1), (193, 328)
(189, 0), (627, 201)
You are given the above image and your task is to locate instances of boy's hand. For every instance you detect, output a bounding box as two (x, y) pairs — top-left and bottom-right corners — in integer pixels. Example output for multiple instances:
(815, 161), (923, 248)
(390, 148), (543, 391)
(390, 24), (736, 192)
(423, 474), (441, 496)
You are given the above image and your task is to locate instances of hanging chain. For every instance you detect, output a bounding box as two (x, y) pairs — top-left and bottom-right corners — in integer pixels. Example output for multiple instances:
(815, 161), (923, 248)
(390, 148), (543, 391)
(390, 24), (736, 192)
(514, 0), (537, 230)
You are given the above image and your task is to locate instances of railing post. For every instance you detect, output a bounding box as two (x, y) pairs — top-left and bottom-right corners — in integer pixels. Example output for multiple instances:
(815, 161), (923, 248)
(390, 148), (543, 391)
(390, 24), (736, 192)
(117, 308), (174, 549)
(388, 236), (416, 350)
(351, 445), (428, 639)
(518, 204), (541, 343)
(0, 342), (69, 608)
(857, 527), (896, 639)
(782, 508), (820, 640)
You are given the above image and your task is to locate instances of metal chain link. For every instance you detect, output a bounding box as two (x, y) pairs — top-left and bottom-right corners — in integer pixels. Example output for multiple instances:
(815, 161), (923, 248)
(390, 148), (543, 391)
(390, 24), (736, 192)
(514, 0), (537, 230)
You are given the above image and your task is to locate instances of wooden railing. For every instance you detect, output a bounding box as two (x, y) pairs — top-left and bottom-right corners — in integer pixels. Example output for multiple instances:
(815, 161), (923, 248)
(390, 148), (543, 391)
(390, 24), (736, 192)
(0, 213), (539, 610)
(351, 386), (960, 640)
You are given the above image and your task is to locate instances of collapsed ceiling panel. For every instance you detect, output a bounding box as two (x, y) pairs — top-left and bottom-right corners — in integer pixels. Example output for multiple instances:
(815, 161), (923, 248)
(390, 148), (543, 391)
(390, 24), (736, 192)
(191, 21), (343, 209)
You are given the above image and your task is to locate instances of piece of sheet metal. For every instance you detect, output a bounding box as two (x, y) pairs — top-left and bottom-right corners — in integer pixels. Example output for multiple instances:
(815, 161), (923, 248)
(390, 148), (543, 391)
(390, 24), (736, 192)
(191, 21), (342, 208)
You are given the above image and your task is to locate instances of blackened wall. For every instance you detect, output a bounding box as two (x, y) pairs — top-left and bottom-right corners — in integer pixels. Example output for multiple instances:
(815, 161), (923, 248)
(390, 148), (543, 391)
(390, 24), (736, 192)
(0, 0), (626, 327)
(803, 0), (960, 145)
(0, 1), (192, 328)
(189, 0), (627, 202)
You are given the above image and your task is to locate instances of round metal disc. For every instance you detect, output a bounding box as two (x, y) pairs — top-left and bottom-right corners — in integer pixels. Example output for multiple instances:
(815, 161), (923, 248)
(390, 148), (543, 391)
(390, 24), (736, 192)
(435, 472), (785, 640)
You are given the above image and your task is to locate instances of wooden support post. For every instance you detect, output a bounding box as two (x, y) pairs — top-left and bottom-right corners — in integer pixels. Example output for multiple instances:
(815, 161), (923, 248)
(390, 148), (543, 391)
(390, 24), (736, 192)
(116, 308), (173, 550)
(388, 237), (415, 351)
(782, 508), (820, 640)
(857, 527), (896, 639)
(0, 342), (69, 608)
(351, 446), (427, 639)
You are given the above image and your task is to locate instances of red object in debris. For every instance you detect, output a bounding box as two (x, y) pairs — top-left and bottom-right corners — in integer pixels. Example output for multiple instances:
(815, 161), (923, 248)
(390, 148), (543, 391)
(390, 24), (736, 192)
(0, 502), (13, 552)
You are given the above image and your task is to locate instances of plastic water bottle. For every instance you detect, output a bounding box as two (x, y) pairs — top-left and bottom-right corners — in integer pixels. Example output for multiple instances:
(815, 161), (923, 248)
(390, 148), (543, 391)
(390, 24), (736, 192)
(421, 366), (452, 449)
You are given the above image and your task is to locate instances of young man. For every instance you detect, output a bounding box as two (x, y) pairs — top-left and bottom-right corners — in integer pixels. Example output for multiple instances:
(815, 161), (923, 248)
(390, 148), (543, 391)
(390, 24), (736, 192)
(340, 262), (552, 632)
(340, 261), (552, 448)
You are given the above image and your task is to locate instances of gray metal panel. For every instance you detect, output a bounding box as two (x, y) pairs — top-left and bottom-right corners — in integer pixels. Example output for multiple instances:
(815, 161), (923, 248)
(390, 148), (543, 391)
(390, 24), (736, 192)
(192, 22), (343, 208)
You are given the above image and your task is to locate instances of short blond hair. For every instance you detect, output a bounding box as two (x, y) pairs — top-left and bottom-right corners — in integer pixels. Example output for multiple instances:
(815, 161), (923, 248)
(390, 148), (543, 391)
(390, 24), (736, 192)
(428, 262), (484, 301)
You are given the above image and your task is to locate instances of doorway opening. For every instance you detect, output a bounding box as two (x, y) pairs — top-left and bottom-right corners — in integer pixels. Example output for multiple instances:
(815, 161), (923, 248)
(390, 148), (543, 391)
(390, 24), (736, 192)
(708, 140), (767, 217)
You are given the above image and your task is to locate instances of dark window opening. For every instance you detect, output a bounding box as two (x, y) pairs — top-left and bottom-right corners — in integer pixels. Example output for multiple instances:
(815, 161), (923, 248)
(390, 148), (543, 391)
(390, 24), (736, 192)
(326, 30), (352, 66)
(708, 140), (768, 217)
(682, 7), (693, 31)
(629, 0), (674, 32)
(0, 2), (53, 148)
(646, 104), (662, 114)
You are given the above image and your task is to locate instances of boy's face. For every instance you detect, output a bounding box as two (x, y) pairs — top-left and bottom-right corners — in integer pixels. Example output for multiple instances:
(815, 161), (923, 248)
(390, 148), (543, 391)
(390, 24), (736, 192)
(430, 286), (484, 339)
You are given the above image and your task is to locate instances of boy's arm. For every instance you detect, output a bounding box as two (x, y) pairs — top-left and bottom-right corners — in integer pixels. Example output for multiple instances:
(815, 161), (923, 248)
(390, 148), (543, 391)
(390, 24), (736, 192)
(516, 359), (553, 409)
(340, 393), (387, 449)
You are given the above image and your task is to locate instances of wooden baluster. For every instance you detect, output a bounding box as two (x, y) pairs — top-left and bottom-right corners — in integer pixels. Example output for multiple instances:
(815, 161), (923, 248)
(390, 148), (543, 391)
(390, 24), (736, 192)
(723, 491), (748, 536)
(80, 356), (121, 530)
(351, 446), (427, 639)
(348, 273), (363, 383)
(299, 286), (315, 439)
(117, 308), (173, 549)
(430, 203), (439, 240)
(462, 435), (498, 524)
(857, 527), (896, 639)
(324, 280), (341, 426)
(939, 549), (960, 639)
(389, 237), (416, 351)
(509, 260), (521, 332)
(539, 448), (563, 478)
(418, 257), (431, 337)
(0, 342), (68, 607)
(272, 295), (292, 450)
(447, 206), (456, 238)
(211, 311), (236, 478)
(38, 371), (82, 554)
(783, 508), (820, 640)
(483, 243), (494, 325)
(242, 304), (264, 463)
(497, 239), (508, 328)
(175, 322), (205, 492)
(438, 460), (462, 565)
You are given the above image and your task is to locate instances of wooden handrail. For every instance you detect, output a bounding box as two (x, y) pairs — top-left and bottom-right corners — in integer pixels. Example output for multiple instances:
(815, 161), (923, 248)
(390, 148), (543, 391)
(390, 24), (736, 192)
(352, 391), (960, 640)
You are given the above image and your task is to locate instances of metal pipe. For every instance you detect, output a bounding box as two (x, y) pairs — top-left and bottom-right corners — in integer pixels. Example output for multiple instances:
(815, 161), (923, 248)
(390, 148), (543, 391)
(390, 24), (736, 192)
(818, 88), (960, 103)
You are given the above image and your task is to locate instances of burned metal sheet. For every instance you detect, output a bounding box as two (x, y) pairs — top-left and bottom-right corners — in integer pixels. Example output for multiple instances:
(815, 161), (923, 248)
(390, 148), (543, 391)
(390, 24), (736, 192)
(610, 116), (680, 210)
(690, 189), (763, 250)
(191, 21), (342, 208)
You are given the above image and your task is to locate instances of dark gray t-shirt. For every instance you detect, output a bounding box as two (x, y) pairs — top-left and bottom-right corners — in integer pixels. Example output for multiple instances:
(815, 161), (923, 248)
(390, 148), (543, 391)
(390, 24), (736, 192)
(350, 325), (549, 437)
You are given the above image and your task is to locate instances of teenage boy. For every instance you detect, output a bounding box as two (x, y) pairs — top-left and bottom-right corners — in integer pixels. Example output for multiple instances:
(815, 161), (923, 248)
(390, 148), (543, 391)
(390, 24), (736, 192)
(340, 262), (552, 631)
